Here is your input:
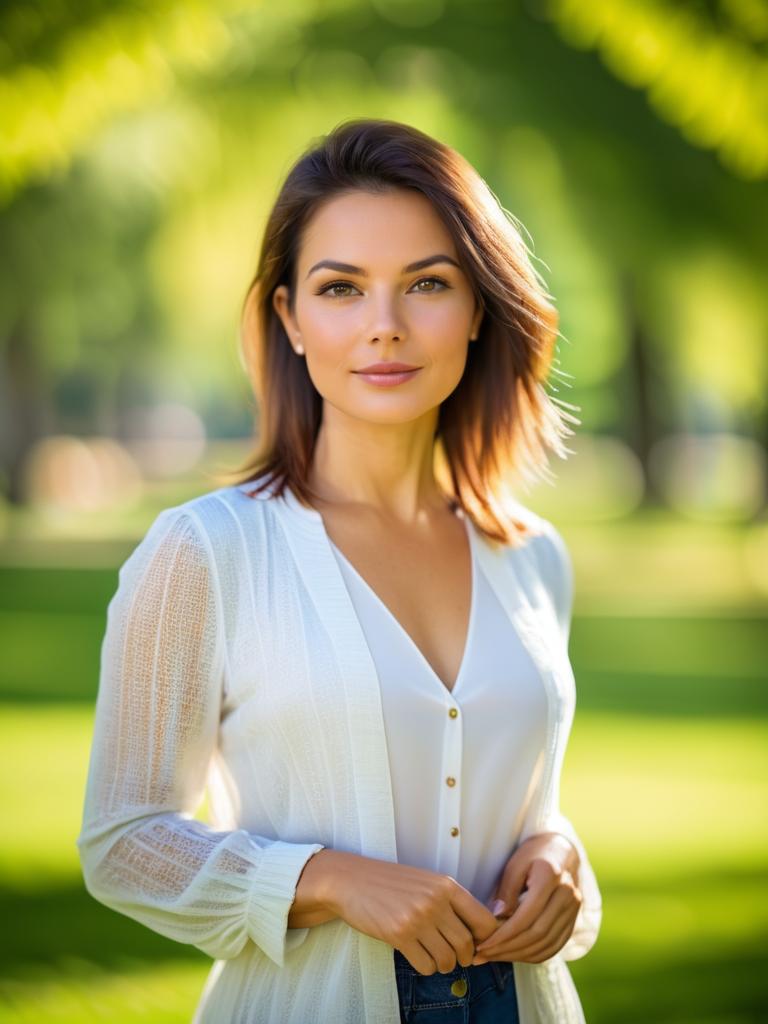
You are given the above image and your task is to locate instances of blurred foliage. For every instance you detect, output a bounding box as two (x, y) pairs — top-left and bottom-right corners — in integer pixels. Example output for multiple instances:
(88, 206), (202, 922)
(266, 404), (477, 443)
(1, 0), (766, 515)
(3, 1), (768, 191)
(541, 0), (768, 181)
(0, 0), (265, 200)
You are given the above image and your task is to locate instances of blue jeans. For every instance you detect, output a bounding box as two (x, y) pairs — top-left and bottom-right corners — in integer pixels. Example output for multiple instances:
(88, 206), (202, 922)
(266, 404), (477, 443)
(393, 948), (520, 1023)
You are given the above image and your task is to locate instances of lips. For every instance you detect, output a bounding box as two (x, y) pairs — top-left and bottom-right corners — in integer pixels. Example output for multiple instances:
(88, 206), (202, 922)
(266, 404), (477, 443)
(352, 364), (423, 388)
(354, 362), (421, 374)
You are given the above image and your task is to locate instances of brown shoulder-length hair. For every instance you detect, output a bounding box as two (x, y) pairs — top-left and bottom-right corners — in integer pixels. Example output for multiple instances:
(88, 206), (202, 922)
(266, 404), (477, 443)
(219, 117), (579, 548)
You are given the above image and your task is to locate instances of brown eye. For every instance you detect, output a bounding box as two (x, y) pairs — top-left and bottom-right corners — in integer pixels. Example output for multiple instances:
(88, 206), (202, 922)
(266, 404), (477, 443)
(413, 277), (449, 293)
(317, 281), (357, 298)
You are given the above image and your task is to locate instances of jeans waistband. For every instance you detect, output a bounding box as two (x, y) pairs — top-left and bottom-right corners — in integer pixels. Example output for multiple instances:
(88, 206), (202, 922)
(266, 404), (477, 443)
(392, 947), (515, 995)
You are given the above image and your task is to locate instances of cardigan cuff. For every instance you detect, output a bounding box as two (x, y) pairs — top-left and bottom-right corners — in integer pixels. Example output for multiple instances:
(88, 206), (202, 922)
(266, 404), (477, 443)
(245, 840), (326, 967)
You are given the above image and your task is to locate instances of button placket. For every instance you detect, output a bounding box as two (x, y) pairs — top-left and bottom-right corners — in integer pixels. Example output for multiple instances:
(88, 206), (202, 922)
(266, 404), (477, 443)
(438, 700), (463, 876)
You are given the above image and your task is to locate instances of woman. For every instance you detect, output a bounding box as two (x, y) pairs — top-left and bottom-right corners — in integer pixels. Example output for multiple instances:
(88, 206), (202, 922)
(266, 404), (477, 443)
(76, 118), (601, 1023)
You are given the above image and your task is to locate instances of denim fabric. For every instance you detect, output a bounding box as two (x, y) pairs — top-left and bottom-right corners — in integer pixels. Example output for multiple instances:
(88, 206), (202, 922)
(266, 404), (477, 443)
(393, 948), (520, 1023)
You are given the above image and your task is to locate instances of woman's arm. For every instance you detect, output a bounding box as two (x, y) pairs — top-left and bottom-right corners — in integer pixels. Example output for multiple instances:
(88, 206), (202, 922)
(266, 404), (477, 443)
(76, 507), (325, 968)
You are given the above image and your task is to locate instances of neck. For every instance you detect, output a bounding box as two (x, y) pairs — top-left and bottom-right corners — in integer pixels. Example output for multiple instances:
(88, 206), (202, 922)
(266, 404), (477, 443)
(307, 406), (448, 524)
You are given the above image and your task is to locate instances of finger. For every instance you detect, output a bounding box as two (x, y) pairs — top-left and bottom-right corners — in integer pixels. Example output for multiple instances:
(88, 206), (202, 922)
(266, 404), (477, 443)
(491, 860), (529, 917)
(481, 862), (570, 944)
(476, 918), (554, 960)
(476, 897), (531, 946)
(480, 888), (573, 957)
(397, 940), (436, 976)
(437, 915), (480, 967)
(476, 883), (551, 950)
(488, 883), (529, 920)
(502, 913), (573, 962)
(531, 915), (577, 961)
(501, 911), (577, 964)
(424, 927), (464, 974)
(479, 896), (580, 964)
(449, 886), (501, 943)
(398, 928), (455, 976)
(475, 868), (577, 962)
(476, 884), (573, 957)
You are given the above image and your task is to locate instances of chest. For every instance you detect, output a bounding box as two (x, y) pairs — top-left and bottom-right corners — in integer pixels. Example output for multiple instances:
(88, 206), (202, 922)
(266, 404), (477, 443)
(322, 512), (473, 695)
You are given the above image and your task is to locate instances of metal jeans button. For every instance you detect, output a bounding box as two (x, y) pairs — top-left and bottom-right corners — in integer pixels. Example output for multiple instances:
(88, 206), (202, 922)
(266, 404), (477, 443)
(450, 977), (468, 997)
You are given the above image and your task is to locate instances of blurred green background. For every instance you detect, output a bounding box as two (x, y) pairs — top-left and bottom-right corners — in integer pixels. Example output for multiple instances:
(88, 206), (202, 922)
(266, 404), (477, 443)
(1, 1), (767, 1022)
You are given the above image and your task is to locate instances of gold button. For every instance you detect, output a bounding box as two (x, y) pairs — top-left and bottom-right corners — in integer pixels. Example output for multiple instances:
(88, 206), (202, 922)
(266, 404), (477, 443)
(448, 708), (458, 718)
(450, 826), (460, 836)
(451, 978), (468, 997)
(446, 776), (456, 787)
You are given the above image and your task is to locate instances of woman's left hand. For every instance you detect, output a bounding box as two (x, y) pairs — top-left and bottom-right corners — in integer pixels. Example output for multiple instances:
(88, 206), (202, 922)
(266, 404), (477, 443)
(471, 832), (582, 965)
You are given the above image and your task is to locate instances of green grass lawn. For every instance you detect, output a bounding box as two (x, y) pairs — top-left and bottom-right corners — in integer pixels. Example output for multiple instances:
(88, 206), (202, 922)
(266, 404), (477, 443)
(1, 549), (766, 1023)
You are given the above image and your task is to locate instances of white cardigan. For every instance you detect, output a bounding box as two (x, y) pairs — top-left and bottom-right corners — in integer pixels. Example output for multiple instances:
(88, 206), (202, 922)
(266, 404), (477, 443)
(76, 476), (602, 1023)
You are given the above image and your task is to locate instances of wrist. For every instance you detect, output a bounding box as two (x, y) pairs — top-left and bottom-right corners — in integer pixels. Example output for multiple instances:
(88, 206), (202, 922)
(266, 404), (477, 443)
(525, 830), (580, 879)
(549, 832), (581, 879)
(291, 848), (355, 918)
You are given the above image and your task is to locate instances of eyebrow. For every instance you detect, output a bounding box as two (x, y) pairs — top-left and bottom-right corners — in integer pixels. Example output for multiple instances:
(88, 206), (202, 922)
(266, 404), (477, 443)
(305, 254), (462, 280)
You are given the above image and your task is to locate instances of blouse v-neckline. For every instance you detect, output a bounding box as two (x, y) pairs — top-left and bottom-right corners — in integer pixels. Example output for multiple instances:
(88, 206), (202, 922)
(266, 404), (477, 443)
(327, 513), (478, 698)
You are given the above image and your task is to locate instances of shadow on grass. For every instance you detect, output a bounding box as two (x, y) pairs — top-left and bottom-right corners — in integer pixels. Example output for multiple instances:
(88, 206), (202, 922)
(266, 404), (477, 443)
(576, 668), (768, 718)
(573, 945), (767, 1023)
(566, 865), (768, 1022)
(0, 880), (209, 977)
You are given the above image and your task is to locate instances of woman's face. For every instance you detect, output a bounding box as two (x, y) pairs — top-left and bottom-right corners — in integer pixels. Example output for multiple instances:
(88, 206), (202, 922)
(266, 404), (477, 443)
(272, 188), (484, 426)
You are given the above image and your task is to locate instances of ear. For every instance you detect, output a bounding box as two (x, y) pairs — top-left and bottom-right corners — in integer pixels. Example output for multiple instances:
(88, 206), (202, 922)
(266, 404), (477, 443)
(470, 300), (485, 342)
(273, 285), (299, 342)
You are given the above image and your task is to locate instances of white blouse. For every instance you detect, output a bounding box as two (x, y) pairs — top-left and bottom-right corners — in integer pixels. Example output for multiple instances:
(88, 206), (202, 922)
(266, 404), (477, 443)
(328, 514), (548, 910)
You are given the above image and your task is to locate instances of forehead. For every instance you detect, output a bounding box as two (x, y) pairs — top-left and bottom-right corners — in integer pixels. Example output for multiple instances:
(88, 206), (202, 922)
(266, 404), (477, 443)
(297, 189), (458, 269)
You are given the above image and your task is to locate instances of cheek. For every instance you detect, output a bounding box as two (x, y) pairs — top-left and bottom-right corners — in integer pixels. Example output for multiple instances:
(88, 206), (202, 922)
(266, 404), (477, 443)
(301, 316), (356, 400)
(304, 316), (354, 371)
(304, 306), (357, 358)
(411, 297), (470, 336)
(427, 345), (471, 398)
(419, 308), (472, 368)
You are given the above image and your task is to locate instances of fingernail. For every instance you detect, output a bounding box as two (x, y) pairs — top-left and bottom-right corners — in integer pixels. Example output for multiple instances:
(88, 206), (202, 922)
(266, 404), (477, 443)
(491, 898), (507, 916)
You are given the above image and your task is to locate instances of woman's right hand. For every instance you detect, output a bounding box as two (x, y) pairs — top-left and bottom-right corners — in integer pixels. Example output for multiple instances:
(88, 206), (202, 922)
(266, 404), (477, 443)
(319, 850), (501, 974)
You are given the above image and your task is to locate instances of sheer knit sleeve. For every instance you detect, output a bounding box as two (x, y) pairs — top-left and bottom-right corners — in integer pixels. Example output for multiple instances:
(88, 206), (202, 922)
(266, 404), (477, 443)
(534, 520), (603, 961)
(75, 507), (325, 967)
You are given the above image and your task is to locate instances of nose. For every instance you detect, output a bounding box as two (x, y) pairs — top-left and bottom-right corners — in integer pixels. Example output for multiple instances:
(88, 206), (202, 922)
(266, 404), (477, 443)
(365, 291), (407, 343)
